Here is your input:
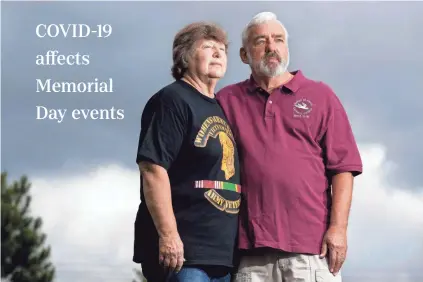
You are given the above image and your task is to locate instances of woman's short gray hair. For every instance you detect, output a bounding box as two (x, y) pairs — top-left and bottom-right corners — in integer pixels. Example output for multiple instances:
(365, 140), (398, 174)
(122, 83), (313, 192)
(171, 22), (228, 80)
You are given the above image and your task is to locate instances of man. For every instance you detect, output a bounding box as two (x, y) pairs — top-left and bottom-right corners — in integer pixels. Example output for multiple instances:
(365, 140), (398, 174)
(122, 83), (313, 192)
(216, 12), (363, 282)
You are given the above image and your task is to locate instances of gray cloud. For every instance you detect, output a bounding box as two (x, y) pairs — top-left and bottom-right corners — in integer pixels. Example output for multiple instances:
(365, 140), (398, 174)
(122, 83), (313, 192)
(2, 2), (422, 192)
(2, 2), (423, 281)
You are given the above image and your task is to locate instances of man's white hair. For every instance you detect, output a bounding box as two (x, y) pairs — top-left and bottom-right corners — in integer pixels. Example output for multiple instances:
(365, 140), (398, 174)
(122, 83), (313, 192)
(241, 12), (289, 47)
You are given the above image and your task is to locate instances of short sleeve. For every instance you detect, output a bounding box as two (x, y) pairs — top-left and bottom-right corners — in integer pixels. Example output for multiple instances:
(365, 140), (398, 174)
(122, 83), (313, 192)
(136, 95), (187, 170)
(321, 93), (363, 177)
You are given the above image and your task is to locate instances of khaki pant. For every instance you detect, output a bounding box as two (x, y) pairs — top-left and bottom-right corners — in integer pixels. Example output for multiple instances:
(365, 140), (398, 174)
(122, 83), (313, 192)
(233, 251), (342, 282)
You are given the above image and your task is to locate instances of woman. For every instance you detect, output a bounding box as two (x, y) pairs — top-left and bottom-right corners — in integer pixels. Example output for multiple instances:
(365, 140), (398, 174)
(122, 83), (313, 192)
(133, 22), (241, 282)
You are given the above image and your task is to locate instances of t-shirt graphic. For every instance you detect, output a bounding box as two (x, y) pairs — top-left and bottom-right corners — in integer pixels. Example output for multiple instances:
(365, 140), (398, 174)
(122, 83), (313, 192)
(194, 116), (240, 214)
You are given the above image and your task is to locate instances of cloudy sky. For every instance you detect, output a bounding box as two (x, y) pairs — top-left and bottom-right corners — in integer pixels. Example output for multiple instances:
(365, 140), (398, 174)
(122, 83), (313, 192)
(1, 1), (423, 282)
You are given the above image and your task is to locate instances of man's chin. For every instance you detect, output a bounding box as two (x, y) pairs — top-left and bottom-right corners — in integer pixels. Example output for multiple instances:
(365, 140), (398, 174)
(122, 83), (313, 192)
(262, 67), (285, 77)
(265, 61), (282, 69)
(266, 59), (280, 65)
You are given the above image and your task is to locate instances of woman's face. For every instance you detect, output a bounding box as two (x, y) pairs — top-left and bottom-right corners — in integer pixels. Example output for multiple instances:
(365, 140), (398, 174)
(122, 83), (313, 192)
(187, 39), (227, 79)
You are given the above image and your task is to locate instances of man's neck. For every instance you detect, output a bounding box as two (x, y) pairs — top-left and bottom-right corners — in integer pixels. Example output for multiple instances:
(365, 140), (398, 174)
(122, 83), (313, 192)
(182, 74), (217, 98)
(252, 71), (294, 93)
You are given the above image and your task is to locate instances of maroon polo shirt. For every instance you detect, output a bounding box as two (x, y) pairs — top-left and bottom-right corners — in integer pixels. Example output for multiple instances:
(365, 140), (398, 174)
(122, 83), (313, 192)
(216, 70), (363, 255)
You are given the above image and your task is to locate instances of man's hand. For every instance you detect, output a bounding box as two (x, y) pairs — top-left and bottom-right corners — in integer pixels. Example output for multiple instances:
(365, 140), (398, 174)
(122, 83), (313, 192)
(319, 225), (347, 276)
(159, 232), (184, 273)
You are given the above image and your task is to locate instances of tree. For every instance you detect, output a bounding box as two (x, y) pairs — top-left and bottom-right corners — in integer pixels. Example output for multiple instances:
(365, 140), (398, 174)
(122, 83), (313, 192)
(1, 172), (55, 282)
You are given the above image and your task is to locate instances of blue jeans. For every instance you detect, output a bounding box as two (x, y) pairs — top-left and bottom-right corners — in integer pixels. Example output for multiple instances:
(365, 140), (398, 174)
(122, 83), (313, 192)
(167, 266), (231, 282)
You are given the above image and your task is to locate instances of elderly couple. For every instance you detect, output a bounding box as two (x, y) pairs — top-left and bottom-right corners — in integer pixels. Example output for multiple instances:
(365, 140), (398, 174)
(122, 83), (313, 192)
(133, 11), (363, 282)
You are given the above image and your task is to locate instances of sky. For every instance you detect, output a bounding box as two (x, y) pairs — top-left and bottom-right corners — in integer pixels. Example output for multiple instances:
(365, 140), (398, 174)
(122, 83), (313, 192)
(1, 1), (423, 282)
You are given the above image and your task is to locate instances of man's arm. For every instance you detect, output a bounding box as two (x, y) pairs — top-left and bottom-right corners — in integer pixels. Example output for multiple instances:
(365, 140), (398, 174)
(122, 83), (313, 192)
(319, 86), (363, 276)
(320, 172), (354, 275)
(139, 161), (184, 272)
(330, 172), (354, 230)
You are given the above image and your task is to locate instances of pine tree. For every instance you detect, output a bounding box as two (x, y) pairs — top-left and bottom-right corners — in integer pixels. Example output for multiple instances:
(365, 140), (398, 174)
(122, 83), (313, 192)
(1, 172), (55, 282)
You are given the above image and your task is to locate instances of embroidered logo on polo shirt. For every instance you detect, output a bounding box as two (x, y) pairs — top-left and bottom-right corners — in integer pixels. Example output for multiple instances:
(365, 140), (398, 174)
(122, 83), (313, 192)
(293, 98), (313, 118)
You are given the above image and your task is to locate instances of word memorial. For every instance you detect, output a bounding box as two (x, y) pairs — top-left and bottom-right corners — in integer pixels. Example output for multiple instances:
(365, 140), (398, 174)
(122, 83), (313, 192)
(36, 77), (113, 93)
(34, 23), (124, 122)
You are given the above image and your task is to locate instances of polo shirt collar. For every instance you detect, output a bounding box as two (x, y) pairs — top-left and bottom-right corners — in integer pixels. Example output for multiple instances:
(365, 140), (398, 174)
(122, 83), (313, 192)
(246, 70), (304, 94)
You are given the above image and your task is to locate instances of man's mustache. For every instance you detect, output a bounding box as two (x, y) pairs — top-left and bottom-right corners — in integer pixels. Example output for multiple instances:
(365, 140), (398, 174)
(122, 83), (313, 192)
(263, 52), (281, 62)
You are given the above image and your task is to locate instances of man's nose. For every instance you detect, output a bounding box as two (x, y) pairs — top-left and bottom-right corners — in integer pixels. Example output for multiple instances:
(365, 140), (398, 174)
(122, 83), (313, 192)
(266, 40), (277, 52)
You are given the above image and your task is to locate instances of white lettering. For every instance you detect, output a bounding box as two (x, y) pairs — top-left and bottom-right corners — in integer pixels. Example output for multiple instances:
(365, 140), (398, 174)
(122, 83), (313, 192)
(35, 24), (93, 38)
(36, 78), (113, 93)
(59, 24), (71, 37)
(36, 50), (90, 66)
(35, 24), (46, 38)
(36, 106), (66, 123)
(47, 24), (60, 37)
(71, 107), (124, 120)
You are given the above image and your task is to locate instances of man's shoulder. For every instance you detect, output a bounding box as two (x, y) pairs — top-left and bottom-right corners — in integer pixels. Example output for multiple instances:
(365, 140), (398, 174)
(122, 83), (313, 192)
(298, 73), (340, 103)
(216, 80), (249, 99)
(299, 74), (348, 114)
(298, 72), (332, 92)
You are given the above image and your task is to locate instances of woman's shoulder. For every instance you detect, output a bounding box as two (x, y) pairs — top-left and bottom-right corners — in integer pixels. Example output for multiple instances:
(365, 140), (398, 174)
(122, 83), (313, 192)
(158, 80), (189, 104)
(144, 80), (190, 115)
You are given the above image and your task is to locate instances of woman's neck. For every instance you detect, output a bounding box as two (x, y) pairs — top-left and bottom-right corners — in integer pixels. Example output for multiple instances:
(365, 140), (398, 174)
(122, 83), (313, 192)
(182, 74), (217, 98)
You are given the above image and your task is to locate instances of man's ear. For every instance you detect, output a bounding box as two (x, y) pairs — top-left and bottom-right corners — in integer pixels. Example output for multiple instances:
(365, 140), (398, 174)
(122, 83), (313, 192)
(239, 47), (249, 64)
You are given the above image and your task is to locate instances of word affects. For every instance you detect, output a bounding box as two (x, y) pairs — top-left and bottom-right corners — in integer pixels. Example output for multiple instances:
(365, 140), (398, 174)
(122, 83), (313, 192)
(36, 50), (89, 66)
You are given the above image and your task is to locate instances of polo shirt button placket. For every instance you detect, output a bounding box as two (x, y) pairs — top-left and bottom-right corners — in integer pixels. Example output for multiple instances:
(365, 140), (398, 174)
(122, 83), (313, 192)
(265, 99), (274, 118)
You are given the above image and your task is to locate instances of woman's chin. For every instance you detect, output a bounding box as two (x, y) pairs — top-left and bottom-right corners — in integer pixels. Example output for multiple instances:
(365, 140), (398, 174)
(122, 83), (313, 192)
(207, 70), (225, 79)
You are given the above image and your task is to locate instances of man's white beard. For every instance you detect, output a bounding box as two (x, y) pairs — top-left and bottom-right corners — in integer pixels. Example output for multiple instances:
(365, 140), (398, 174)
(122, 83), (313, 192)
(248, 51), (290, 77)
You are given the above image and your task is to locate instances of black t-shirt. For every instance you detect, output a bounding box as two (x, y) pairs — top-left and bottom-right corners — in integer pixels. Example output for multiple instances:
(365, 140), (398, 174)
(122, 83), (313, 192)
(133, 79), (241, 267)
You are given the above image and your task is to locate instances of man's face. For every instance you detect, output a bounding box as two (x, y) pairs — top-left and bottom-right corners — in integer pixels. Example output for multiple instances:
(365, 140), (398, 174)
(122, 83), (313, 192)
(188, 39), (227, 79)
(242, 21), (289, 77)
